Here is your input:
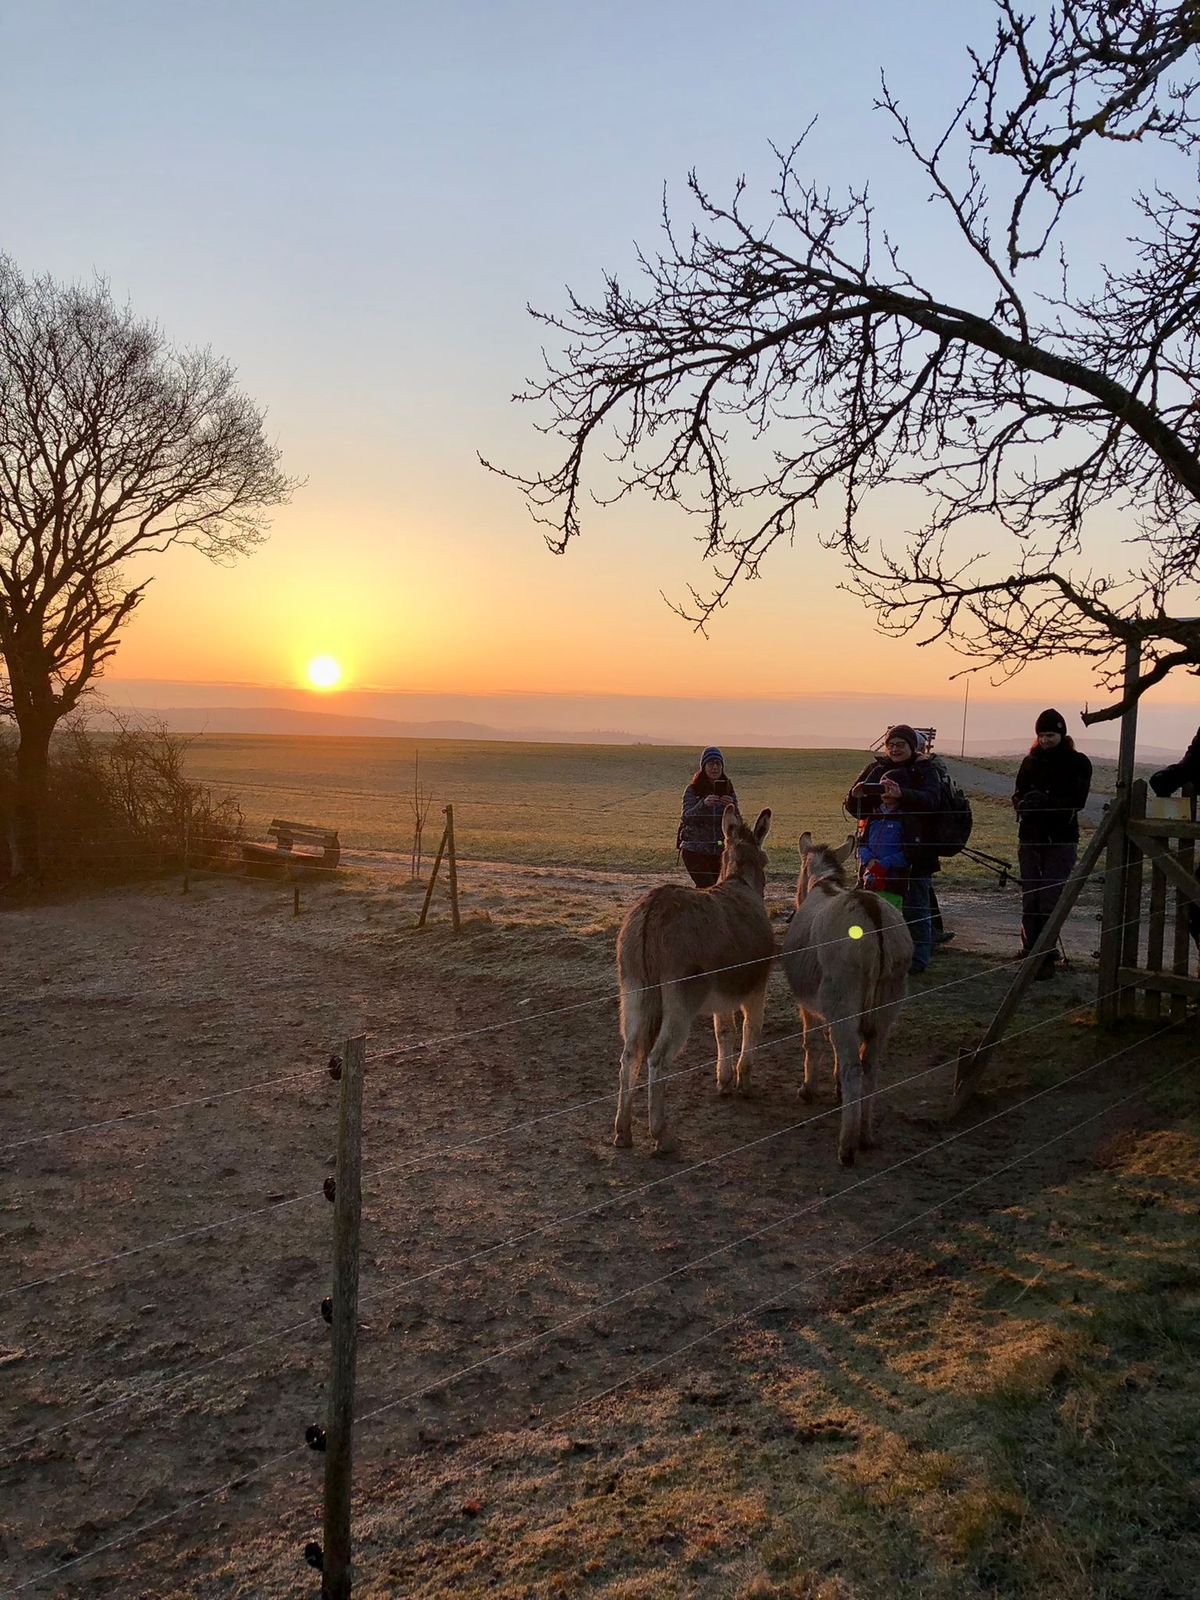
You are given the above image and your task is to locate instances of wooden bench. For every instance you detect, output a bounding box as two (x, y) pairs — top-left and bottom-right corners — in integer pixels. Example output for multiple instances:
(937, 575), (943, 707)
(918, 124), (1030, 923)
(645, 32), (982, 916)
(242, 819), (341, 872)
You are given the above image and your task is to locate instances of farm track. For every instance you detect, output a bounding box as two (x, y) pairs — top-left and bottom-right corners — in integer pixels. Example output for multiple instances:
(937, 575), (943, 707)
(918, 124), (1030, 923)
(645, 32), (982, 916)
(0, 867), (1188, 1597)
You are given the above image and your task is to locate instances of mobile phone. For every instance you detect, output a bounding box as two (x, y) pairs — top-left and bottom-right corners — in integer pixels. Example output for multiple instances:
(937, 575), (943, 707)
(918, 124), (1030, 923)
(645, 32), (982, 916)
(858, 782), (886, 803)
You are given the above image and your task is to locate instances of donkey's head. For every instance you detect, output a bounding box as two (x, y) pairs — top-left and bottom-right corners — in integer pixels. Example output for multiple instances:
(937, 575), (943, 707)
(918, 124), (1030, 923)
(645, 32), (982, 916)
(717, 807), (772, 896)
(796, 832), (856, 902)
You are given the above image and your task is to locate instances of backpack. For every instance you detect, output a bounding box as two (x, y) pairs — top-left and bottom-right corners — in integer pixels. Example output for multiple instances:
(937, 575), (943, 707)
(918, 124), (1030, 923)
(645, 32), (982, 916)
(928, 762), (973, 857)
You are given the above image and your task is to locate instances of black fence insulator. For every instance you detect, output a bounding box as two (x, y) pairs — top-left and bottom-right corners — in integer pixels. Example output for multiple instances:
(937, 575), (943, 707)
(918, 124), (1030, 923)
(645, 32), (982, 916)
(304, 1541), (324, 1571)
(323, 1176), (336, 1202)
(306, 1423), (328, 1452)
(321, 1295), (333, 1324)
(328, 1054), (343, 1081)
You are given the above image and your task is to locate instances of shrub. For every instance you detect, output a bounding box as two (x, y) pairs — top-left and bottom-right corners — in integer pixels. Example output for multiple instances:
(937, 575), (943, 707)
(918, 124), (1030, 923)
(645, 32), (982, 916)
(0, 714), (243, 880)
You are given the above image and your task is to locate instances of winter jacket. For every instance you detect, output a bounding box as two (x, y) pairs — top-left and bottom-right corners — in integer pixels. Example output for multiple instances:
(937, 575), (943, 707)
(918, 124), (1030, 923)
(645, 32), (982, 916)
(1150, 727), (1200, 797)
(845, 755), (940, 876)
(1012, 745), (1092, 844)
(678, 779), (738, 856)
(858, 812), (907, 872)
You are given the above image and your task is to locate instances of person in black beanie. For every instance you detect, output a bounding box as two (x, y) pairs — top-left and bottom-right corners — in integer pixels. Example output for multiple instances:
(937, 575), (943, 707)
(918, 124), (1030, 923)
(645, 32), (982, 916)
(1012, 709), (1092, 978)
(677, 746), (738, 887)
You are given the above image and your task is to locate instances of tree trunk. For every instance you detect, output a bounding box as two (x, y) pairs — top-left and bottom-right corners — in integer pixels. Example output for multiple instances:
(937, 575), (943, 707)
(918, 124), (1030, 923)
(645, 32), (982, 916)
(7, 714), (54, 880)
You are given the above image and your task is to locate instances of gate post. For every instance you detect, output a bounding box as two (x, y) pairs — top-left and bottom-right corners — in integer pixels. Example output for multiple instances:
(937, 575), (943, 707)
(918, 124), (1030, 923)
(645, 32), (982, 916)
(1097, 641), (1141, 1024)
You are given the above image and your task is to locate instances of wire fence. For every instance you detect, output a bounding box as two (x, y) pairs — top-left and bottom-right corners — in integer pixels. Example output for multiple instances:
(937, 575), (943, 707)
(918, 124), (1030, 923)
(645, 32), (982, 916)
(4, 774), (1195, 1593)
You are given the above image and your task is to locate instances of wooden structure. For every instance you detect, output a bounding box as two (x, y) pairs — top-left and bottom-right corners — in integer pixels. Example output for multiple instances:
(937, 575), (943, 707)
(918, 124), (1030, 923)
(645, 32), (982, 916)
(952, 640), (1199, 1113)
(1101, 779), (1200, 1023)
(242, 818), (341, 872)
(417, 804), (461, 932)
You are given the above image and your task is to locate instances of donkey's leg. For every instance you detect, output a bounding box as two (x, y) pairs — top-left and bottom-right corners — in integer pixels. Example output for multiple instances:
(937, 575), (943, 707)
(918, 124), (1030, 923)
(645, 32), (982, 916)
(734, 983), (768, 1095)
(646, 994), (694, 1155)
(798, 1005), (815, 1102)
(828, 1008), (865, 1165)
(613, 991), (651, 1148)
(714, 1010), (739, 1095)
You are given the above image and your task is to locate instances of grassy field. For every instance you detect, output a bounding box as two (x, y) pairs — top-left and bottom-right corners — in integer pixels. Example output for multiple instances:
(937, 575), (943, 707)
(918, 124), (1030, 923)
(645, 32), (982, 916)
(181, 735), (1033, 886)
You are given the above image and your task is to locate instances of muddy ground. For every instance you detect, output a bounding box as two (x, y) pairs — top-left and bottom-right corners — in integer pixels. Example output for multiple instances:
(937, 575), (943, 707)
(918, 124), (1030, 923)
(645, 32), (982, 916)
(0, 862), (1193, 1597)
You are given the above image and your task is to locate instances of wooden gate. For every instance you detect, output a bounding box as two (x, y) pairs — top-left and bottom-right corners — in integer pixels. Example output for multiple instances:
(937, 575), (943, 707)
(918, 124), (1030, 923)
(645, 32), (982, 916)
(1098, 778), (1200, 1022)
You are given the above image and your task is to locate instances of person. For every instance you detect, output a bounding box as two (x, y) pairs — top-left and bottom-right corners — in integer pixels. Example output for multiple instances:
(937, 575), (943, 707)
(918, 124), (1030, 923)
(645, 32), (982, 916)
(1012, 709), (1093, 979)
(914, 730), (954, 946)
(1150, 727), (1200, 800)
(1149, 728), (1200, 946)
(846, 724), (939, 975)
(678, 747), (738, 887)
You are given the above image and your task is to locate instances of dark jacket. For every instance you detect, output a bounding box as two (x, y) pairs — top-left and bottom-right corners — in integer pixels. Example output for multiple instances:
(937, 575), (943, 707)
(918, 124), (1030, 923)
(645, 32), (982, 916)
(679, 777), (738, 856)
(1012, 745), (1092, 844)
(1150, 727), (1200, 797)
(845, 755), (940, 876)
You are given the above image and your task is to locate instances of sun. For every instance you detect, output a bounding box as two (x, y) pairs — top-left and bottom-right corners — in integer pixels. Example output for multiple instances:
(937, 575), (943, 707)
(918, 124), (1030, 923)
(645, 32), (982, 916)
(306, 654), (343, 691)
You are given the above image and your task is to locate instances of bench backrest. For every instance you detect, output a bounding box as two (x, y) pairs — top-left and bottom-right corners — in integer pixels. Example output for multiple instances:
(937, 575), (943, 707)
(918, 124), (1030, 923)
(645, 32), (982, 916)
(265, 820), (341, 867)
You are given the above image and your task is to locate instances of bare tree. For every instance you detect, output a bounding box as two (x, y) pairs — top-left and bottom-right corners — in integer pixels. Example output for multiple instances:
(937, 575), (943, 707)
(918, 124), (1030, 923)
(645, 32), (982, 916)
(0, 259), (294, 876)
(491, 1), (1200, 725)
(409, 747), (435, 878)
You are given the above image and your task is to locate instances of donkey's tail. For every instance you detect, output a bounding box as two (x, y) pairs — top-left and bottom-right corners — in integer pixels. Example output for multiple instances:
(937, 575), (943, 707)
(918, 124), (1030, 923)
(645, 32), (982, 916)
(617, 904), (664, 1064)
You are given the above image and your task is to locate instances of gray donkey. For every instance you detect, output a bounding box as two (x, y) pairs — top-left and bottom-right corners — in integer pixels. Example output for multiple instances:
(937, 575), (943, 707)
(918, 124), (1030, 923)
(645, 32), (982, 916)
(614, 806), (774, 1154)
(779, 834), (912, 1165)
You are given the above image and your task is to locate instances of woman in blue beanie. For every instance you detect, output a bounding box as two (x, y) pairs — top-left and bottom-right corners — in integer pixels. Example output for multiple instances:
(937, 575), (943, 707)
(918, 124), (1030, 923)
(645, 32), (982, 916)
(677, 747), (738, 886)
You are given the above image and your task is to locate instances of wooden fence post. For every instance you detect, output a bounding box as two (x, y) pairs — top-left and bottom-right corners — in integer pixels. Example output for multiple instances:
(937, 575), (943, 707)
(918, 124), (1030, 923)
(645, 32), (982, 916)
(1097, 640), (1143, 1025)
(950, 796), (1125, 1117)
(445, 805), (460, 933)
(417, 820), (449, 928)
(322, 1034), (366, 1600)
(182, 808), (191, 895)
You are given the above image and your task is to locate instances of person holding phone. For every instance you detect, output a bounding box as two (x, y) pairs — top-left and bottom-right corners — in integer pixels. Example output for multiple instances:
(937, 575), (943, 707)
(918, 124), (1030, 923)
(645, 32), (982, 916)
(846, 725), (940, 973)
(677, 746), (738, 887)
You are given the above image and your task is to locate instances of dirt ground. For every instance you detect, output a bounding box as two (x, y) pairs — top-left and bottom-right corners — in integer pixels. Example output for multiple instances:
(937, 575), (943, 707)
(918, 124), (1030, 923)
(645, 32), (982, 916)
(0, 861), (1192, 1597)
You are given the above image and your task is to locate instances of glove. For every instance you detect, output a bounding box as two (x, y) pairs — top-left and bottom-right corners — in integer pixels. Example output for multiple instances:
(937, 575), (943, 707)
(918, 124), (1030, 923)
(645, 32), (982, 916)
(1017, 790), (1051, 814)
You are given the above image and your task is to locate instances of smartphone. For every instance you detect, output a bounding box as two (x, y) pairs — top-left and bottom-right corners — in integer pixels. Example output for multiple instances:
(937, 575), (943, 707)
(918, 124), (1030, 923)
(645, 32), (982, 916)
(858, 782), (886, 804)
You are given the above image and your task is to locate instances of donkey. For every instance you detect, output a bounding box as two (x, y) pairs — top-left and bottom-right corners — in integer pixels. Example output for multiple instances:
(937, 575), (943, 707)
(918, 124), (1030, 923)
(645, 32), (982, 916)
(614, 806), (774, 1154)
(778, 833), (912, 1166)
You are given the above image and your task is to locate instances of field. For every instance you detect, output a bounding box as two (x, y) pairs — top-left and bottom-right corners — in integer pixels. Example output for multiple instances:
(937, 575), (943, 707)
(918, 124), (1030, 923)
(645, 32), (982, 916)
(2, 737), (1197, 1598)
(179, 735), (1037, 886)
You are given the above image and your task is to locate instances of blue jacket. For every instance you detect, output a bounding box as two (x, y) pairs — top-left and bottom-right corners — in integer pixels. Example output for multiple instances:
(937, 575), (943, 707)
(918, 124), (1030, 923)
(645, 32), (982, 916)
(679, 780), (738, 855)
(858, 811), (907, 872)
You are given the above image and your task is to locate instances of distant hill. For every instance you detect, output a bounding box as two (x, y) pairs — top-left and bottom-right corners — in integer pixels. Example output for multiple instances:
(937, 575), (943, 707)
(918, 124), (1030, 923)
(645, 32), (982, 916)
(136, 705), (652, 743)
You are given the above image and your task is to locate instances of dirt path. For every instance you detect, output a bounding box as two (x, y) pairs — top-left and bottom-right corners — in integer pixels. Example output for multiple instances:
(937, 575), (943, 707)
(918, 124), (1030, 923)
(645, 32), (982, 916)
(0, 866), (1181, 1596)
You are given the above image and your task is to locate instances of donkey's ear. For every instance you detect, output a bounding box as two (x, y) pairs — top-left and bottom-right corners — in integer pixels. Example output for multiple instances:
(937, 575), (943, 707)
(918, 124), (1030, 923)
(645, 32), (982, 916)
(753, 807), (772, 843)
(834, 835), (856, 867)
(798, 830), (814, 855)
(722, 804), (740, 840)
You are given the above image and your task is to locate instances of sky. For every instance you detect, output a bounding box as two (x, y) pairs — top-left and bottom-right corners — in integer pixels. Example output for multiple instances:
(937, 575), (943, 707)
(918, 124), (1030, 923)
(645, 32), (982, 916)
(3, 0), (1195, 740)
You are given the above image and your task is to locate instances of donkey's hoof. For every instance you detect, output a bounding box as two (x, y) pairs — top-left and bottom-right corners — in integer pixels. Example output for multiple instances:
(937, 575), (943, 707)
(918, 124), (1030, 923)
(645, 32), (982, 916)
(838, 1147), (856, 1167)
(613, 1129), (633, 1149)
(650, 1138), (677, 1159)
(716, 1078), (734, 1097)
(798, 1084), (814, 1104)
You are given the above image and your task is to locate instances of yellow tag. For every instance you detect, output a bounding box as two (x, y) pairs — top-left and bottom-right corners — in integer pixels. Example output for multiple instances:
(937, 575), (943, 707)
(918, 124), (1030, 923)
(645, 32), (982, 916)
(848, 925), (864, 940)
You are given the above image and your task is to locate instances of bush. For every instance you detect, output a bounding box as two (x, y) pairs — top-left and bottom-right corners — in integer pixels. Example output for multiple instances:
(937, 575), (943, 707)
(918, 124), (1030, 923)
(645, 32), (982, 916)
(0, 715), (244, 881)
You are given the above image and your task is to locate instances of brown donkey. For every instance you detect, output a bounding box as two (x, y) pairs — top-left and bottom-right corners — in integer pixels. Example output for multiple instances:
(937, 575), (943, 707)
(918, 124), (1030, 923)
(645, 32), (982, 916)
(614, 807), (773, 1154)
(778, 834), (912, 1165)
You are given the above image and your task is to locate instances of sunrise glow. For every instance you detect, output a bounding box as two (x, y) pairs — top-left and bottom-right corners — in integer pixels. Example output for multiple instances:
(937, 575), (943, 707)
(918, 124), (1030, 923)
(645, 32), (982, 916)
(306, 654), (343, 691)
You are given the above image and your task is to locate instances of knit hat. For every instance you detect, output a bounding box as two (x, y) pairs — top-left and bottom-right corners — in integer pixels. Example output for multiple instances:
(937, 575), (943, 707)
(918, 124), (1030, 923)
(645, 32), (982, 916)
(1035, 709), (1068, 737)
(700, 747), (724, 768)
(885, 724), (919, 753)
